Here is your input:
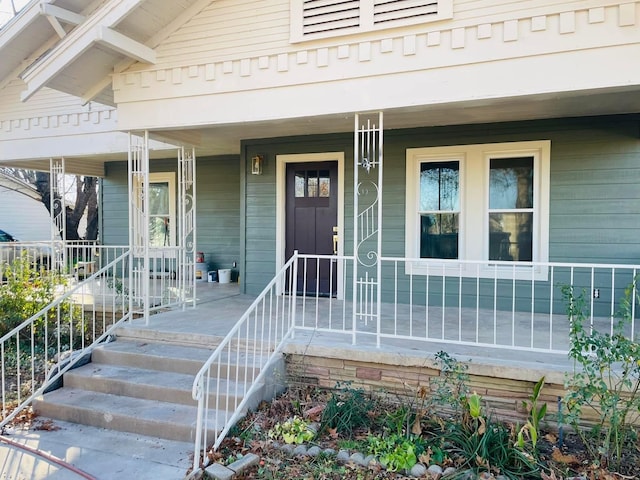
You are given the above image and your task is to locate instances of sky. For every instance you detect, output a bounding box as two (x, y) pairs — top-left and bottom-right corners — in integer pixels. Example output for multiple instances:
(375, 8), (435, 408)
(0, 0), (29, 27)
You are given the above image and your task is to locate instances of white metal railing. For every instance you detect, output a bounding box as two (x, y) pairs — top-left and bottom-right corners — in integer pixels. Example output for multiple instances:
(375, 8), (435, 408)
(0, 240), (126, 282)
(0, 250), (132, 428)
(191, 254), (299, 472)
(130, 247), (186, 315)
(292, 254), (640, 354)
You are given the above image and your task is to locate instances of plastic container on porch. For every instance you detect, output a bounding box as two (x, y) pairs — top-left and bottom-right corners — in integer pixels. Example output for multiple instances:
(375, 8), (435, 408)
(207, 270), (217, 283)
(218, 268), (231, 284)
(195, 263), (207, 281)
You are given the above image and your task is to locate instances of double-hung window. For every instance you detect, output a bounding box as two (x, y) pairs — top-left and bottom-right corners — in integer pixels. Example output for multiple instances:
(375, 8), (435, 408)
(406, 141), (550, 278)
(134, 172), (176, 249)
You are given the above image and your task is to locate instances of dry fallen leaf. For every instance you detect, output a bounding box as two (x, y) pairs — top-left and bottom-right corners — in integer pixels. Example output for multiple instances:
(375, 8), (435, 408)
(411, 415), (422, 435)
(551, 447), (580, 466)
(303, 404), (325, 421)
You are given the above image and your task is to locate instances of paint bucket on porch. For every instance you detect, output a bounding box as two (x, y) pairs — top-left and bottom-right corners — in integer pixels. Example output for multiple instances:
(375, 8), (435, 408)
(195, 263), (207, 281)
(218, 269), (231, 284)
(208, 271), (217, 283)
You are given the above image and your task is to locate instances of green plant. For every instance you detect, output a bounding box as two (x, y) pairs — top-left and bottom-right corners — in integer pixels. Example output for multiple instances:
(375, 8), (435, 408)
(367, 434), (422, 472)
(561, 283), (640, 469)
(321, 384), (376, 437)
(445, 391), (540, 479)
(517, 376), (547, 451)
(384, 404), (415, 437)
(430, 350), (470, 418)
(268, 416), (315, 444)
(0, 252), (78, 345)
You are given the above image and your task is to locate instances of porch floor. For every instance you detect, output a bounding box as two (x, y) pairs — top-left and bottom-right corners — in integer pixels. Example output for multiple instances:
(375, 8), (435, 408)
(119, 281), (574, 383)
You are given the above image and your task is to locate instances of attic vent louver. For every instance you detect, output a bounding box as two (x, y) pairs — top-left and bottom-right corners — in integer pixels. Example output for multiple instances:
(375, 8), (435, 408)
(291, 0), (452, 42)
(302, 0), (360, 36)
(373, 0), (439, 24)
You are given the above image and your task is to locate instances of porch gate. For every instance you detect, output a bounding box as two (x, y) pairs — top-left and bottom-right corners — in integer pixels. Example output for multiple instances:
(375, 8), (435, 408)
(353, 113), (384, 346)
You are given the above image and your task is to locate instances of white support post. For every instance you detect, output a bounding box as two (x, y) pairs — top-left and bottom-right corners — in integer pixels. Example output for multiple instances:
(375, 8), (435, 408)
(128, 132), (150, 323)
(352, 112), (384, 347)
(50, 157), (66, 268)
(178, 146), (197, 309)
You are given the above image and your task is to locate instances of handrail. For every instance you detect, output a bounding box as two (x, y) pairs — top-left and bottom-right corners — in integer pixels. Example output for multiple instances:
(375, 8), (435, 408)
(190, 252), (299, 473)
(0, 250), (132, 428)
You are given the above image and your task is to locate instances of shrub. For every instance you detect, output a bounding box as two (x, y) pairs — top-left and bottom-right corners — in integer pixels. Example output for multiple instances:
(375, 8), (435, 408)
(562, 283), (640, 469)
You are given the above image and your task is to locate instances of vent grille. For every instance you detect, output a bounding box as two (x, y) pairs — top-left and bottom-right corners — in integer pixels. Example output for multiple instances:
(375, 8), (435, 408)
(374, 0), (438, 24)
(302, 0), (360, 35)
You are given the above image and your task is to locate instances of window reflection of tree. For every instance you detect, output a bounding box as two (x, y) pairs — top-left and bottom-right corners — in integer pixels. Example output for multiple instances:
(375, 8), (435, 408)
(489, 158), (533, 261)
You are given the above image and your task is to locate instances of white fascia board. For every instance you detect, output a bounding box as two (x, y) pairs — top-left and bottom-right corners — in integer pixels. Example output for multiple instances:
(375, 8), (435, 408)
(0, 0), (45, 50)
(20, 0), (145, 102)
(96, 26), (156, 64)
(0, 130), (174, 161)
(40, 3), (85, 26)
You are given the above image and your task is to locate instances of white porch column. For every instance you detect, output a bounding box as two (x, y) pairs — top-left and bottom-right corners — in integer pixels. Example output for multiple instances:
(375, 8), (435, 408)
(49, 157), (66, 267)
(352, 112), (384, 347)
(128, 132), (150, 322)
(178, 146), (196, 309)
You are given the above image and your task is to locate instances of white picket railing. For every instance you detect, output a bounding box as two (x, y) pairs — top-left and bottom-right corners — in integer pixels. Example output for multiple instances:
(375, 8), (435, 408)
(191, 254), (298, 472)
(0, 249), (132, 428)
(292, 254), (640, 353)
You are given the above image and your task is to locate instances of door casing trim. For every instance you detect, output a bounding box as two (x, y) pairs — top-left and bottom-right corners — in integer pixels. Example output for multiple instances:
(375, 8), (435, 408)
(276, 152), (345, 299)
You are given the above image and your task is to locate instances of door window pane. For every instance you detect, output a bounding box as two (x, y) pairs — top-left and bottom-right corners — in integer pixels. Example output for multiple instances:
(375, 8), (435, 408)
(319, 170), (330, 197)
(307, 171), (318, 197)
(295, 172), (305, 197)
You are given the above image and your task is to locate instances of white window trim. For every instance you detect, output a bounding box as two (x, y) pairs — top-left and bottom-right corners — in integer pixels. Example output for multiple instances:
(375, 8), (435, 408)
(405, 141), (550, 279)
(290, 0), (453, 43)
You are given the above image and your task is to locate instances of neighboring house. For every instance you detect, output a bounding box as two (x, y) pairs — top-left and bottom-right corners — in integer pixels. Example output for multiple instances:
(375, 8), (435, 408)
(0, 0), (639, 329)
(0, 171), (55, 242)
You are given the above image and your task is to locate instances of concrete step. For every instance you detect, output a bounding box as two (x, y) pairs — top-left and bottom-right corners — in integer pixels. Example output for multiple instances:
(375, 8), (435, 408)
(114, 324), (225, 347)
(64, 363), (250, 408)
(93, 339), (264, 380)
(33, 388), (227, 443)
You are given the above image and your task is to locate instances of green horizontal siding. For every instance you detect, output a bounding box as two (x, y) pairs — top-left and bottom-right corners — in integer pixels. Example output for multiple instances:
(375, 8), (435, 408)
(101, 155), (241, 273)
(241, 114), (640, 294)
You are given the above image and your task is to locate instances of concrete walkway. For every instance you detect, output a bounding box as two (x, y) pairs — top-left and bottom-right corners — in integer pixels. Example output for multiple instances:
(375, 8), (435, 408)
(0, 421), (192, 480)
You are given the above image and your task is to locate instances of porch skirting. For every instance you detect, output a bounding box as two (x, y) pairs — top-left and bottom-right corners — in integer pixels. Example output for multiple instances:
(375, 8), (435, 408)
(283, 342), (568, 426)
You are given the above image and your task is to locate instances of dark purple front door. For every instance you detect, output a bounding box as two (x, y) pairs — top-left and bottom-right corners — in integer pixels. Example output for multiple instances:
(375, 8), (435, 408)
(286, 161), (338, 296)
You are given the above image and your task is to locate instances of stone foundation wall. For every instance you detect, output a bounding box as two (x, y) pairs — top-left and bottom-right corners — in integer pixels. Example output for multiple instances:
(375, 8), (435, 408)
(283, 345), (569, 426)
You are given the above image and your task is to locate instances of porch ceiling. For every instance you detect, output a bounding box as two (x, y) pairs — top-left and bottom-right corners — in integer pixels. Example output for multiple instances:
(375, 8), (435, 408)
(146, 85), (640, 157)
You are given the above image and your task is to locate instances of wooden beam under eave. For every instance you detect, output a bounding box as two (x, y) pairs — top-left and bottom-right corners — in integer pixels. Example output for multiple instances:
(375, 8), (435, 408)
(40, 4), (86, 26)
(96, 26), (156, 64)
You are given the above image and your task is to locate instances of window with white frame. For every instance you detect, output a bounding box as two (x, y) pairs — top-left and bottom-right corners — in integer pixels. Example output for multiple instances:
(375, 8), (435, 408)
(405, 141), (550, 276)
(144, 173), (176, 247)
(290, 0), (453, 43)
